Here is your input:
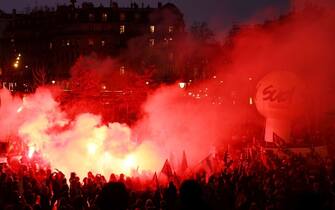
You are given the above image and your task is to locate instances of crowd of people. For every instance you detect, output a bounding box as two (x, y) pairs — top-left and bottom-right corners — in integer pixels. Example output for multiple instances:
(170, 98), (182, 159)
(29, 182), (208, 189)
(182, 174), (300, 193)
(0, 148), (334, 210)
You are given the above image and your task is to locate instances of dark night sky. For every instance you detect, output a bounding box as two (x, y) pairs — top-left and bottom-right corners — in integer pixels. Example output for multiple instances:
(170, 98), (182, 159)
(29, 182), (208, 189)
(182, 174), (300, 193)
(0, 0), (291, 34)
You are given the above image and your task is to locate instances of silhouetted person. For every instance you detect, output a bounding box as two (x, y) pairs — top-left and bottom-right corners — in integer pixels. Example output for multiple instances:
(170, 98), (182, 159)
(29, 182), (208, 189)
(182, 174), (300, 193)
(164, 181), (177, 210)
(96, 182), (128, 210)
(179, 180), (210, 210)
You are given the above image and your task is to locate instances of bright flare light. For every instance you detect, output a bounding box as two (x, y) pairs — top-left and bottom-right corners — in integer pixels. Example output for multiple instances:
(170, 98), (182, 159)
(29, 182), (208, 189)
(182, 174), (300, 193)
(179, 82), (186, 89)
(87, 142), (98, 155)
(28, 146), (35, 158)
(17, 106), (23, 113)
(123, 155), (137, 172)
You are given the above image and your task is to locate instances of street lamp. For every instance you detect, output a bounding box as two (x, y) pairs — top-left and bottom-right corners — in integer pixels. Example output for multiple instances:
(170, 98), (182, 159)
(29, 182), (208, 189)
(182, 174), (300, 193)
(179, 82), (186, 89)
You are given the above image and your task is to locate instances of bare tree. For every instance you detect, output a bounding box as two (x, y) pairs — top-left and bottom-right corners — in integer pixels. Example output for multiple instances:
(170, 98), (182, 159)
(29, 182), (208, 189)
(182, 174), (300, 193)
(32, 65), (47, 87)
(190, 22), (215, 43)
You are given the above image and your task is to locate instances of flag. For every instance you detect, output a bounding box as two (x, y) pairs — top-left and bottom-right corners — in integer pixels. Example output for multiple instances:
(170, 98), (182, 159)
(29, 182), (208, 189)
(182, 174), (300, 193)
(273, 132), (292, 155)
(169, 152), (176, 170)
(152, 172), (159, 189)
(205, 155), (213, 172)
(0, 142), (8, 154)
(197, 155), (213, 175)
(173, 171), (181, 186)
(180, 150), (188, 173)
(273, 132), (286, 147)
(161, 159), (173, 178)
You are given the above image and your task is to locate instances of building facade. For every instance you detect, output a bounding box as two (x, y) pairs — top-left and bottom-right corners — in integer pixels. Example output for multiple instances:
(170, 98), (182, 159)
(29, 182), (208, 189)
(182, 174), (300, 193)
(0, 1), (185, 91)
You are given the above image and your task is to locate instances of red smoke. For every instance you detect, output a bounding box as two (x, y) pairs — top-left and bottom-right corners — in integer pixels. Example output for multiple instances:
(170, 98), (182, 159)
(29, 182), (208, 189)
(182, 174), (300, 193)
(1, 0), (335, 178)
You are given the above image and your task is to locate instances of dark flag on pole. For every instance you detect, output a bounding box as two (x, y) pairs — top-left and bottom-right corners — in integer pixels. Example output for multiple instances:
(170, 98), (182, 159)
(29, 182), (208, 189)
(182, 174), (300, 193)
(180, 150), (188, 173)
(161, 159), (173, 178)
(173, 171), (181, 187)
(205, 155), (213, 172)
(152, 172), (159, 189)
(273, 132), (286, 146)
(273, 132), (292, 155)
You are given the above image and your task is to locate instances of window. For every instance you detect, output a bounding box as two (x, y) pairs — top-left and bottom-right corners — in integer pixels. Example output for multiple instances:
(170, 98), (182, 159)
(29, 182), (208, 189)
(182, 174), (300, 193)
(164, 37), (172, 44)
(150, 25), (155, 33)
(49, 42), (53, 49)
(120, 25), (125, 34)
(120, 66), (125, 75)
(149, 38), (155, 47)
(66, 40), (70, 46)
(89, 13), (95, 21)
(169, 52), (174, 60)
(9, 83), (14, 91)
(88, 39), (94, 46)
(102, 13), (108, 22)
(101, 40), (105, 47)
(168, 26), (173, 33)
(120, 13), (126, 21)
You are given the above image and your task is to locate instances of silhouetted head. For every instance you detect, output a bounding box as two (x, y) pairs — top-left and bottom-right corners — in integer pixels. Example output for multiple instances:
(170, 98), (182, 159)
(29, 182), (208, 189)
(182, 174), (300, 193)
(96, 182), (128, 210)
(179, 180), (203, 209)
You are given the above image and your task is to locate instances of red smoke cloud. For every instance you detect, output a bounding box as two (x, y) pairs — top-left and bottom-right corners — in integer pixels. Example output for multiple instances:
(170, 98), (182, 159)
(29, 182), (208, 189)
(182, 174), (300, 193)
(1, 0), (334, 178)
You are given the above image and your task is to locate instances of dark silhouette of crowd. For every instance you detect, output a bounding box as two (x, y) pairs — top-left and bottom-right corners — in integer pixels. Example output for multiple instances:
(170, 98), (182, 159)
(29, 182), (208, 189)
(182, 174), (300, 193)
(0, 150), (334, 210)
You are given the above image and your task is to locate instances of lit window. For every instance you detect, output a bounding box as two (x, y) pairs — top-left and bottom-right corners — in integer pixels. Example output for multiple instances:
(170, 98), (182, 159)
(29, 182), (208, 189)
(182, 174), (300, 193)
(150, 25), (155, 33)
(9, 83), (14, 91)
(168, 26), (173, 33)
(101, 40), (105, 47)
(88, 39), (94, 46)
(149, 38), (155, 47)
(49, 42), (53, 49)
(169, 53), (174, 60)
(120, 66), (125, 75)
(169, 37), (173, 41)
(66, 40), (70, 46)
(120, 13), (126, 21)
(89, 13), (95, 21)
(120, 25), (125, 34)
(102, 13), (108, 22)
(249, 97), (253, 105)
